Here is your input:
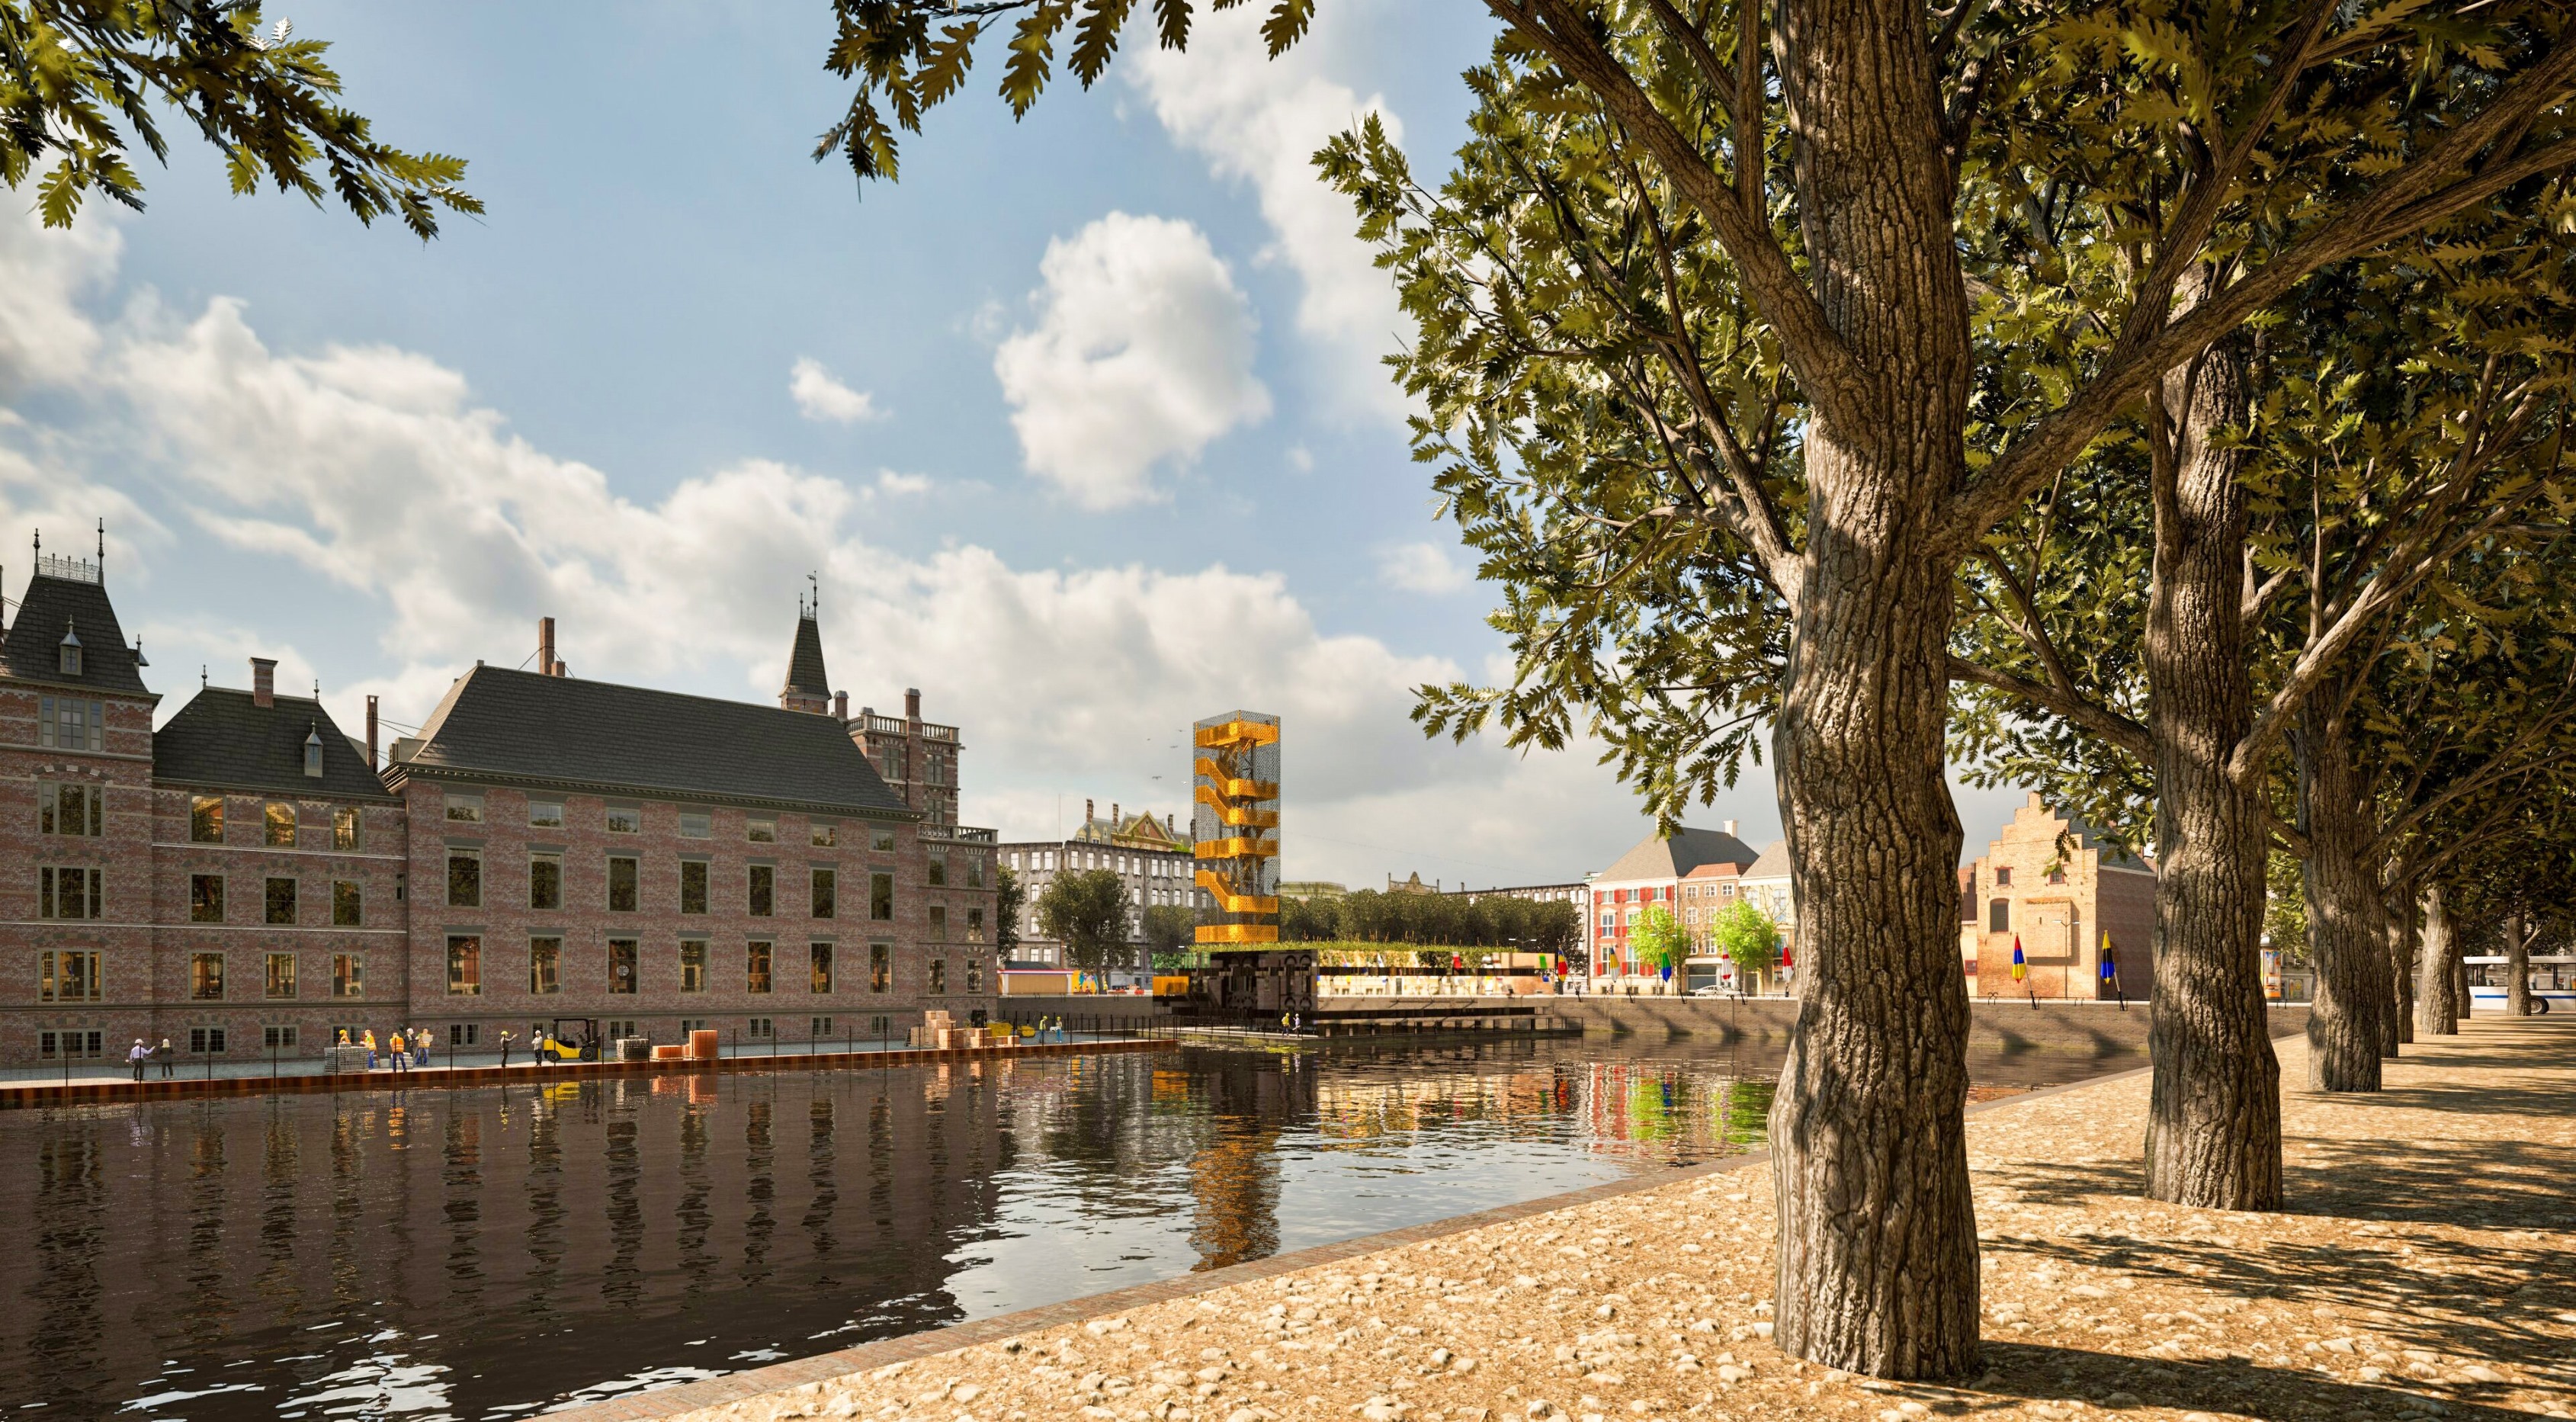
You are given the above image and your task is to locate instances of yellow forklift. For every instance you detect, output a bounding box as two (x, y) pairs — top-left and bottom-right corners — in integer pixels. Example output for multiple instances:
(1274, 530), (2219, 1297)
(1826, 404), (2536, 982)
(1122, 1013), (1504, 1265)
(534, 1017), (601, 1064)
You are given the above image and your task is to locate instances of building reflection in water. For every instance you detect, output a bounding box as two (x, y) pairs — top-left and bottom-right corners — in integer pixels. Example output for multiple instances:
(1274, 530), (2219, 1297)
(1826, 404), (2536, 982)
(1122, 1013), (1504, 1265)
(0, 1037), (2102, 1420)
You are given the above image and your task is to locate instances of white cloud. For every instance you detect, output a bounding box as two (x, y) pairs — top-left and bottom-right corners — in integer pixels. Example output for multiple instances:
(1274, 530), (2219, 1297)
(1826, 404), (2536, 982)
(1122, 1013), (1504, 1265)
(1128, 3), (1409, 422)
(0, 207), (119, 393)
(993, 212), (1270, 509)
(1378, 540), (1470, 595)
(788, 357), (883, 423)
(872, 469), (932, 497)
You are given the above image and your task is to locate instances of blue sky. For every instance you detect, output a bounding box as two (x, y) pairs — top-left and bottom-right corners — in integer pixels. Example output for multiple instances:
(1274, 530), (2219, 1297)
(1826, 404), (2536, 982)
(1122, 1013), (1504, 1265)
(0, 2), (2032, 885)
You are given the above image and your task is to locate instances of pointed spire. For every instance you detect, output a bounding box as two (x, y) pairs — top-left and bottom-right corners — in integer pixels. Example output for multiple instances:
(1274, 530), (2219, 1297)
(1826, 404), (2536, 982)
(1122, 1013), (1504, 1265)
(778, 590), (832, 714)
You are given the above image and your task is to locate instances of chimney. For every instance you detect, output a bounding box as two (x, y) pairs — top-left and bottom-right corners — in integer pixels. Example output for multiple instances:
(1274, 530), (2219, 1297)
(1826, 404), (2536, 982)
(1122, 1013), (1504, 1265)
(366, 695), (380, 769)
(538, 616), (557, 675)
(832, 690), (849, 721)
(1112, 801), (1121, 830)
(1086, 798), (1095, 827)
(906, 687), (922, 724)
(1723, 819), (1737, 836)
(251, 657), (276, 708)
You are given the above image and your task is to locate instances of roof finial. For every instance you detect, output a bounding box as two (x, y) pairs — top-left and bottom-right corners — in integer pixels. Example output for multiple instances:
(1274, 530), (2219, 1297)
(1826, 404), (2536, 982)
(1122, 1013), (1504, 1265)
(96, 518), (104, 567)
(810, 570), (820, 618)
(201, 664), (207, 689)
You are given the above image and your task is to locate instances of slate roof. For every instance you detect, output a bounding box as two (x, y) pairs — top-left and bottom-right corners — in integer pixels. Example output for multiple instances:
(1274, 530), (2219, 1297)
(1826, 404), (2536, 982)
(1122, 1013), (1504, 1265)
(154, 689), (397, 801)
(399, 665), (909, 816)
(1739, 839), (1792, 882)
(1596, 825), (1763, 882)
(2, 571), (150, 695)
(781, 614), (830, 700)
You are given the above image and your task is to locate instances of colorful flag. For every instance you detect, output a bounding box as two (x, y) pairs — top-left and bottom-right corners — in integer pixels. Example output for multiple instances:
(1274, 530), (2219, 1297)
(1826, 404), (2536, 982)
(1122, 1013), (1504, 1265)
(2010, 936), (2027, 982)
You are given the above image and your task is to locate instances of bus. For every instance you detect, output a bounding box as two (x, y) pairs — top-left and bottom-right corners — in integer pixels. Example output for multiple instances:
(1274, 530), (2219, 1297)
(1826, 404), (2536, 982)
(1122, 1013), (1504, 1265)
(2465, 955), (2576, 1015)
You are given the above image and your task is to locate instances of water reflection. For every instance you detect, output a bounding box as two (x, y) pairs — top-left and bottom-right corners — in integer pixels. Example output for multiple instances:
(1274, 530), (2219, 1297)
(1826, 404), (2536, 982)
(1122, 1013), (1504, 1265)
(0, 1036), (2116, 1420)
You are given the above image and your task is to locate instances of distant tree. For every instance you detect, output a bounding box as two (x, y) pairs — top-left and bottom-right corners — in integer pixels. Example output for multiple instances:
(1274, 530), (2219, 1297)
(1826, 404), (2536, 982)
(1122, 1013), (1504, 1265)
(1713, 900), (1781, 994)
(1036, 869), (1131, 976)
(994, 865), (1023, 960)
(1631, 907), (1690, 984)
(1525, 899), (1582, 969)
(1, 2), (477, 234)
(1144, 904), (1198, 971)
(2260, 854), (2305, 971)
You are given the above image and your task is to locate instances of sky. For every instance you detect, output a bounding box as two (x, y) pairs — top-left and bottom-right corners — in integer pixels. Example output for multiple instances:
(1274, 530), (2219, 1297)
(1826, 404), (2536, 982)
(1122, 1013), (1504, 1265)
(0, 2), (2035, 888)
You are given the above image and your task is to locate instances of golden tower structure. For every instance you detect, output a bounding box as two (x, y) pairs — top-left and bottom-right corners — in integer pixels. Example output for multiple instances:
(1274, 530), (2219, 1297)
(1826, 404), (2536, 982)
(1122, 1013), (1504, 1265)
(1192, 711), (1280, 947)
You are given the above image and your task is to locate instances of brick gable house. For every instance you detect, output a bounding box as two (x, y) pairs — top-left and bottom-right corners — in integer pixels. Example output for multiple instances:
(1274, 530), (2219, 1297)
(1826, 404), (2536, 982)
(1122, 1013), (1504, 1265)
(0, 557), (993, 1066)
(1960, 792), (2156, 1000)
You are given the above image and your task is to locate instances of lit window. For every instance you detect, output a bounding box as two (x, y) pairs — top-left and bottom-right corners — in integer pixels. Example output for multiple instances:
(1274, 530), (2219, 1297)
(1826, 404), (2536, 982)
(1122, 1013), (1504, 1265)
(191, 795), (225, 843)
(332, 955), (364, 997)
(811, 821), (837, 848)
(747, 939), (774, 994)
(679, 940), (707, 993)
(38, 950), (101, 1003)
(871, 942), (890, 993)
(265, 952), (298, 1000)
(810, 942), (833, 993)
(333, 806), (361, 849)
(529, 938), (561, 995)
(265, 802), (297, 847)
(191, 952), (226, 1000)
(605, 805), (642, 834)
(746, 817), (777, 843)
(447, 935), (482, 995)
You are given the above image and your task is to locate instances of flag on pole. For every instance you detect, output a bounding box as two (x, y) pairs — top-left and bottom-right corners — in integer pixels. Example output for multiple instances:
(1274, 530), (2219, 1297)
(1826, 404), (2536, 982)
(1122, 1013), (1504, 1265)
(2010, 936), (2027, 982)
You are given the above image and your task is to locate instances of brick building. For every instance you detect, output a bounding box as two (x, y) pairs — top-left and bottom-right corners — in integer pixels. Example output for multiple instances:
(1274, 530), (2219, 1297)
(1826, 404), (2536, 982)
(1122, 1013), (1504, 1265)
(1960, 792), (2157, 1000)
(0, 557), (993, 1067)
(1584, 822), (1761, 990)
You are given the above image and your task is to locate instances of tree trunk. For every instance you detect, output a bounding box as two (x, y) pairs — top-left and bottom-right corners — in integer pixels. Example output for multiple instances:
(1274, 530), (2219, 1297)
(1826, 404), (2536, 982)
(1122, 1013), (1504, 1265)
(2292, 695), (2385, 1091)
(2506, 912), (2533, 1018)
(1765, 0), (1981, 1381)
(2414, 884), (2456, 1037)
(2450, 934), (2470, 1025)
(2140, 297), (2280, 1211)
(2385, 891), (2414, 1053)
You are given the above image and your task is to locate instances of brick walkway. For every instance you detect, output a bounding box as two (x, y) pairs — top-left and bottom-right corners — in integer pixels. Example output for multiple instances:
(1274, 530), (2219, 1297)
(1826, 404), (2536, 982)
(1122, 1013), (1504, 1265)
(550, 1017), (2576, 1422)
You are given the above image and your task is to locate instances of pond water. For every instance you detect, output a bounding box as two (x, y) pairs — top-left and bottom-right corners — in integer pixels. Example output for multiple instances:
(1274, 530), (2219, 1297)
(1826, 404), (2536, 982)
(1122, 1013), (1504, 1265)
(0, 1035), (2120, 1420)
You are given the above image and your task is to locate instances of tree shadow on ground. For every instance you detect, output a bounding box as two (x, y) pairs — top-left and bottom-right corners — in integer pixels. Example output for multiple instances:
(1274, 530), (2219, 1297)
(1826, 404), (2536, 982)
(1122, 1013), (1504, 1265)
(1911, 1341), (2559, 1421)
(1986, 1129), (2576, 1228)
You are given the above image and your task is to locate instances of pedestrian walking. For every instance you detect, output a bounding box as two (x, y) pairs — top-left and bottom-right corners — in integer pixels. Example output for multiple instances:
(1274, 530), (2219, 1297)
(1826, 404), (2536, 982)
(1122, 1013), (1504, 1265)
(414, 1029), (430, 1068)
(158, 1038), (175, 1077)
(389, 1029), (409, 1074)
(128, 1038), (149, 1082)
(362, 1029), (378, 1071)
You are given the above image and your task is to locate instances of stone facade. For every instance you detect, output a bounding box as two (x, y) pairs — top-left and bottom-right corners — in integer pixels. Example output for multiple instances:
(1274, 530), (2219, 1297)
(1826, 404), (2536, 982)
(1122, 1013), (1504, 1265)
(0, 558), (994, 1066)
(1961, 791), (2158, 1000)
(999, 801), (1199, 984)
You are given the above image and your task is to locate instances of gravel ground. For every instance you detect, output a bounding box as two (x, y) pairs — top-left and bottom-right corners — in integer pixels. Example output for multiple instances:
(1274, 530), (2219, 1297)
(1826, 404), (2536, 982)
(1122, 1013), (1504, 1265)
(666, 1017), (2576, 1422)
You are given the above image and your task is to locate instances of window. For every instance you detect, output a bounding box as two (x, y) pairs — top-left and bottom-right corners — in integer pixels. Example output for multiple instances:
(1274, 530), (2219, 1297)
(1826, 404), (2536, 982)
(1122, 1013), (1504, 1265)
(811, 1016), (833, 1038)
(1994, 866), (2012, 888)
(680, 940), (707, 993)
(37, 696), (102, 751)
(333, 806), (361, 850)
(39, 866), (101, 920)
(606, 1020), (638, 1041)
(605, 805), (641, 834)
(59, 637), (80, 676)
(39, 1029), (104, 1061)
(871, 943), (890, 993)
(746, 1016), (775, 1040)
(678, 811), (711, 838)
(191, 952), (226, 1000)
(191, 795), (225, 843)
(529, 853), (562, 910)
(607, 856), (639, 912)
(928, 958), (946, 995)
(332, 880), (362, 926)
(929, 905), (948, 942)
(1989, 899), (2010, 933)
(747, 940), (774, 994)
(528, 799), (564, 829)
(448, 1023), (481, 1047)
(332, 954), (364, 998)
(810, 942), (833, 993)
(607, 939), (638, 993)
(871, 871), (894, 921)
(746, 864), (774, 916)
(265, 952), (297, 999)
(303, 730), (323, 778)
(871, 826), (897, 852)
(39, 782), (102, 836)
(263, 1024), (300, 1051)
(967, 855), (986, 889)
(189, 1026), (228, 1054)
(811, 868), (836, 919)
(678, 1018), (709, 1035)
(746, 816), (777, 843)
(530, 937), (561, 995)
(39, 950), (101, 1003)
(448, 935), (483, 995)
(2047, 865), (2068, 885)
(967, 906), (984, 941)
(679, 860), (709, 914)
(966, 958), (983, 994)
(927, 851), (948, 887)
(265, 876), (298, 925)
(448, 849), (481, 908)
(444, 794), (483, 823)
(811, 821), (837, 848)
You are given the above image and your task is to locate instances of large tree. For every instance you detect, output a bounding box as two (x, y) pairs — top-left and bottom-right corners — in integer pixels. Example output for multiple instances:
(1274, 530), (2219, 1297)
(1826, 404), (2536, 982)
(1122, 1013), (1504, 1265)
(2, 1), (476, 233)
(1036, 868), (1135, 976)
(816, 0), (2576, 1378)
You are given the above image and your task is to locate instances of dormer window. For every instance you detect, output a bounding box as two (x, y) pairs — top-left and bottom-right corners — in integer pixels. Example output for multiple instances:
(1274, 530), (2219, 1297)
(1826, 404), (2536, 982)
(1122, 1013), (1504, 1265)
(303, 726), (325, 778)
(57, 623), (82, 677)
